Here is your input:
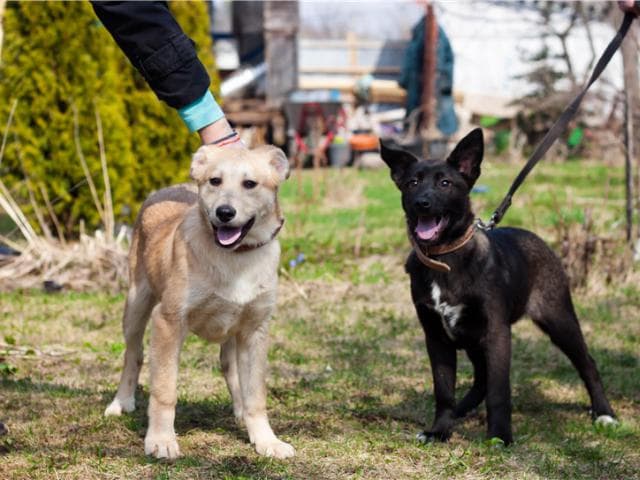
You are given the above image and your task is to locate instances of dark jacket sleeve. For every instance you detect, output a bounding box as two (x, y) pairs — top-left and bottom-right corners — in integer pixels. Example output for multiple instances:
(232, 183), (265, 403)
(91, 0), (210, 109)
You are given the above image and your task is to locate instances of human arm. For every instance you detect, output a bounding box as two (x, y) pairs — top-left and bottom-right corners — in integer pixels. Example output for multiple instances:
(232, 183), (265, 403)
(91, 1), (240, 145)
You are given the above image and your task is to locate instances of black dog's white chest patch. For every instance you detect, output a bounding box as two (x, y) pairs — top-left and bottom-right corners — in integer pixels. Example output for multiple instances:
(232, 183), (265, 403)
(429, 281), (464, 341)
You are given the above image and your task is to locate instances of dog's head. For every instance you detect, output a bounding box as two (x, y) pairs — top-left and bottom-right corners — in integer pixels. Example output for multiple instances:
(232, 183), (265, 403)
(189, 144), (290, 250)
(380, 128), (484, 247)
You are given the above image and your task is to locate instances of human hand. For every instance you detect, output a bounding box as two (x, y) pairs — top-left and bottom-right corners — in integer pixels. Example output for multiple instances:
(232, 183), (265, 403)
(619, 0), (640, 17)
(198, 118), (247, 149)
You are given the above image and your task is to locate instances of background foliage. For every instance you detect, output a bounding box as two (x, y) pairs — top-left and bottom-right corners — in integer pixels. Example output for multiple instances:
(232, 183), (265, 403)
(0, 0), (219, 236)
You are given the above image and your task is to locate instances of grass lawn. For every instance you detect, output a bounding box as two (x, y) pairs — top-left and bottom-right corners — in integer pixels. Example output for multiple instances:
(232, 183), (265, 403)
(1, 159), (639, 479)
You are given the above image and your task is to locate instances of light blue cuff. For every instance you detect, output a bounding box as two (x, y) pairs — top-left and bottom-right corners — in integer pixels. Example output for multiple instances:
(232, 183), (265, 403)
(178, 91), (225, 133)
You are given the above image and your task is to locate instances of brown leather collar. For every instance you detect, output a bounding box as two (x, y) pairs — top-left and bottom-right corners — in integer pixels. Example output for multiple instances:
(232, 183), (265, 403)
(409, 223), (475, 273)
(234, 218), (284, 253)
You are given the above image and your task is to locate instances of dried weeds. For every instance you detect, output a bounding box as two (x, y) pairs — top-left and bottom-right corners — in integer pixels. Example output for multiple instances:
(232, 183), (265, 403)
(0, 101), (128, 293)
(0, 230), (128, 293)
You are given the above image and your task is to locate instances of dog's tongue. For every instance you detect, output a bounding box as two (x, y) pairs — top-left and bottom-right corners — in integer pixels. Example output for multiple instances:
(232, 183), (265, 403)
(217, 226), (242, 246)
(415, 217), (440, 240)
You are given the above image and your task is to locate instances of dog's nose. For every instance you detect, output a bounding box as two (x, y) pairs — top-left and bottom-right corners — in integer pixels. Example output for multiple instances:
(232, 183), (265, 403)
(216, 205), (236, 223)
(415, 199), (431, 210)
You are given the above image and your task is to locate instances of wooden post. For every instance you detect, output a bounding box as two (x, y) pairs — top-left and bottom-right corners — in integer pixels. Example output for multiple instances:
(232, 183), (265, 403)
(421, 2), (438, 156)
(619, 11), (639, 246)
(264, 1), (299, 110)
(624, 88), (634, 243)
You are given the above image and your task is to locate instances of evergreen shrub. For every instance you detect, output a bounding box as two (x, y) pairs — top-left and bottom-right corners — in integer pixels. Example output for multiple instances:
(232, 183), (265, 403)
(0, 1), (219, 236)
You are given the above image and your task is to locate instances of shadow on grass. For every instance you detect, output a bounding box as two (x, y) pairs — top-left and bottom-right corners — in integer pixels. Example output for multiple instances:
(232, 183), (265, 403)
(0, 378), (313, 478)
(142, 453), (304, 480)
(509, 335), (640, 399)
(321, 330), (638, 479)
(319, 326), (638, 410)
(1, 377), (98, 398)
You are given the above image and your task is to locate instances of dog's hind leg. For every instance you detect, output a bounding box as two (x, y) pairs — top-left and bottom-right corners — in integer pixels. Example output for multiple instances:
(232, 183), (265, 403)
(532, 295), (616, 424)
(105, 280), (155, 417)
(485, 317), (514, 445)
(455, 347), (487, 419)
(220, 336), (244, 425)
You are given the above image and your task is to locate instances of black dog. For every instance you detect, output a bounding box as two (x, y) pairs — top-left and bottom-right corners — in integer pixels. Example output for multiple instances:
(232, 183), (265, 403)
(380, 128), (616, 444)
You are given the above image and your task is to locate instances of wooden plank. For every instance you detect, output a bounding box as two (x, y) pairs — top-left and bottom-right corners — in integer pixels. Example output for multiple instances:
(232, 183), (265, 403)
(265, 1), (299, 109)
(298, 66), (400, 75)
(300, 38), (405, 49)
(297, 77), (406, 104)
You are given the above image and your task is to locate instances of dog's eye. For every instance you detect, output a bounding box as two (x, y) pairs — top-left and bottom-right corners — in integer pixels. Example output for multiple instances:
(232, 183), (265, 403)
(243, 180), (258, 189)
(440, 179), (451, 187)
(209, 177), (222, 186)
(407, 179), (419, 188)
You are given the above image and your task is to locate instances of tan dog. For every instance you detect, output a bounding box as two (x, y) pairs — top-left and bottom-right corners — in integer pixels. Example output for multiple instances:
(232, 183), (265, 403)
(104, 145), (294, 460)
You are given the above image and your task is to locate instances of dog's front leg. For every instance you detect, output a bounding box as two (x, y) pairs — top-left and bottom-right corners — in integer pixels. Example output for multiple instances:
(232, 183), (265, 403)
(236, 323), (295, 459)
(485, 318), (513, 445)
(454, 347), (487, 418)
(420, 317), (457, 442)
(220, 336), (244, 425)
(145, 305), (186, 459)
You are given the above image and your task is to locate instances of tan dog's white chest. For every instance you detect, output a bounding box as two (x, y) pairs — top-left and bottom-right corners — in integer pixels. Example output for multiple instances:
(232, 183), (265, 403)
(185, 244), (279, 343)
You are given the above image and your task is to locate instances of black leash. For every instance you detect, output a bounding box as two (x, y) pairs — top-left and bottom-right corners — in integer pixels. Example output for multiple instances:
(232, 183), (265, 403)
(478, 12), (636, 231)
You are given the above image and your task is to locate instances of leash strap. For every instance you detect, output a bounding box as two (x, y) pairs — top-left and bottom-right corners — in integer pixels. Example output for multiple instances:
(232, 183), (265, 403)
(480, 12), (636, 230)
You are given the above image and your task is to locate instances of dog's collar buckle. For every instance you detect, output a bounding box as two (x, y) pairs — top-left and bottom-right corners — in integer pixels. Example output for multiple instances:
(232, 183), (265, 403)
(234, 218), (284, 253)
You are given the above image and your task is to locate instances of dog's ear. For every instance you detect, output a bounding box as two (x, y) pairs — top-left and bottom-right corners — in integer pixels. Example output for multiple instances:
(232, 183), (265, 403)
(446, 128), (484, 189)
(190, 146), (211, 182)
(379, 140), (418, 187)
(254, 145), (290, 183)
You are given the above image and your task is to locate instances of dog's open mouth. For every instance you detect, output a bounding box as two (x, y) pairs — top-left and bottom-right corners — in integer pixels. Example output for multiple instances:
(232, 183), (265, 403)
(212, 217), (255, 248)
(414, 215), (448, 242)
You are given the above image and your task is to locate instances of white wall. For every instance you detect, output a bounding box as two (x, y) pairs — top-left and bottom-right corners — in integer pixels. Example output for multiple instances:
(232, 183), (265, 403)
(299, 0), (623, 101)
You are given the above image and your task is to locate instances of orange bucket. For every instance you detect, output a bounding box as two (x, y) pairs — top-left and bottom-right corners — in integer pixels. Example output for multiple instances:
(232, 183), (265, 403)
(350, 133), (379, 151)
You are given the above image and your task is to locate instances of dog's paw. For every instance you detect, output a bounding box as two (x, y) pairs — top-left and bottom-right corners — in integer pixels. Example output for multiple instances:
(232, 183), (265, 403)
(416, 430), (450, 443)
(594, 415), (619, 427)
(104, 397), (135, 417)
(485, 436), (508, 448)
(486, 429), (513, 446)
(254, 438), (295, 459)
(144, 433), (181, 460)
(233, 408), (245, 427)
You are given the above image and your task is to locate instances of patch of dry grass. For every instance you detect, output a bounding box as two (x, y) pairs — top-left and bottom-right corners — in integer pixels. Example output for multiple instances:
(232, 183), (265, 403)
(0, 231), (128, 292)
